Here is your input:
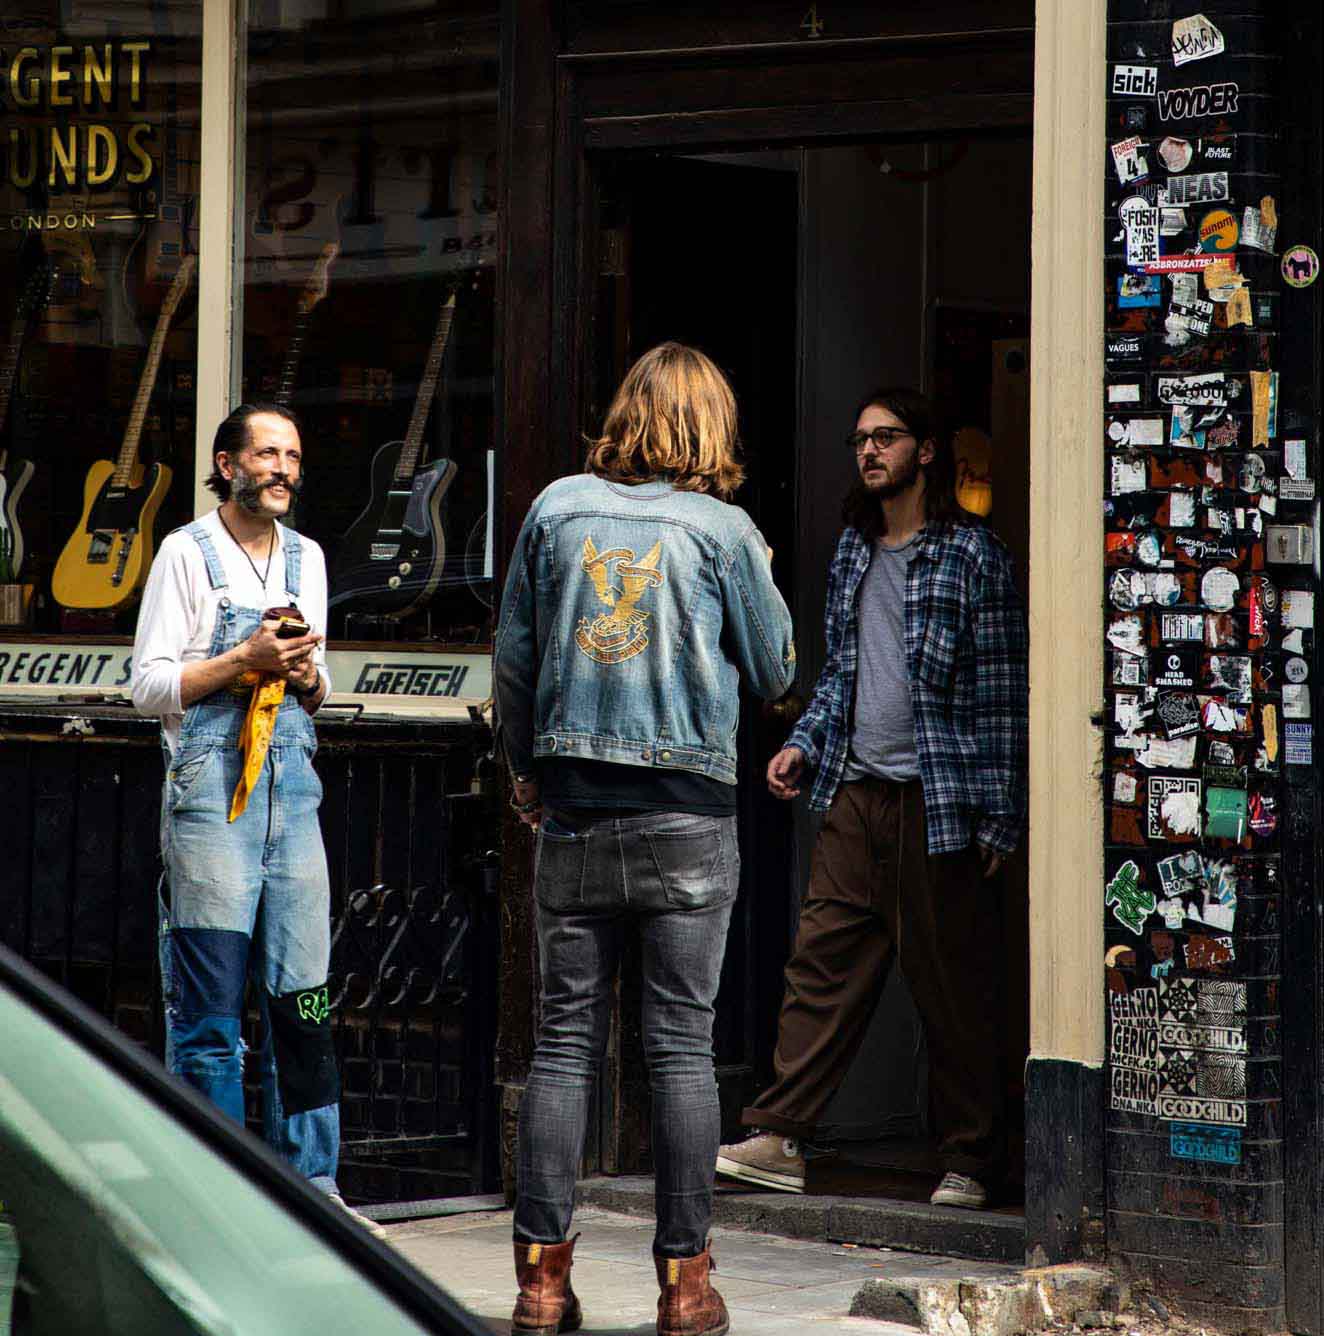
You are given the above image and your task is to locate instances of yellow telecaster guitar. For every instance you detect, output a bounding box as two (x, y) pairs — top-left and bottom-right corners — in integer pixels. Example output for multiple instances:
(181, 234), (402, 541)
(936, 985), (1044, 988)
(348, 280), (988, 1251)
(52, 255), (195, 611)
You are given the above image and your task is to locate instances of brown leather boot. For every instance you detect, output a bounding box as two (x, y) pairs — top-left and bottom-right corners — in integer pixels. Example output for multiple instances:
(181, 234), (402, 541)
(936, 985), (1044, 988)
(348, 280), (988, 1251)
(512, 1236), (583, 1335)
(654, 1244), (729, 1336)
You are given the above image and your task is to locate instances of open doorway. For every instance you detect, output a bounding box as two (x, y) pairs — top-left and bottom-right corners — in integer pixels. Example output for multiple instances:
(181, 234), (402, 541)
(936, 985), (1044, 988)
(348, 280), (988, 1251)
(592, 132), (1033, 1206)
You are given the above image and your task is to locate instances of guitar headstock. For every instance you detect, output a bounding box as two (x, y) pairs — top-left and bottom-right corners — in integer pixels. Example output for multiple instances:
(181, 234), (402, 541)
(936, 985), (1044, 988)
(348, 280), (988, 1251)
(18, 262), (57, 319)
(297, 242), (341, 315)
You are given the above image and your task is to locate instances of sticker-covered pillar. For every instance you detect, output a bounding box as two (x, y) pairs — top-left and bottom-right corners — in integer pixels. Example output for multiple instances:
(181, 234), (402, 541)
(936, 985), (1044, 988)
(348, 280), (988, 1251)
(1025, 0), (1108, 1267)
(1100, 2), (1319, 1326)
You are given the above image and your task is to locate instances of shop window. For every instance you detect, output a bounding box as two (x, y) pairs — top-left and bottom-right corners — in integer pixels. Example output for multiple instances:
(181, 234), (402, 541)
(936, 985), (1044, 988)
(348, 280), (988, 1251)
(241, 2), (498, 678)
(0, 6), (200, 668)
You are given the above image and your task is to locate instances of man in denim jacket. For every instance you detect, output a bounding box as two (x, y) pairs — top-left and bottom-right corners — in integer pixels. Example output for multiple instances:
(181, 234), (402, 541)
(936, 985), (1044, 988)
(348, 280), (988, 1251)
(495, 343), (795, 1336)
(716, 387), (1028, 1212)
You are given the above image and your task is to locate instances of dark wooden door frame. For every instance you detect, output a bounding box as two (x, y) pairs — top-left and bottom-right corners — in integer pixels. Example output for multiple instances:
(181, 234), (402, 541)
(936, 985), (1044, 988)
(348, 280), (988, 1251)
(495, 0), (1035, 1181)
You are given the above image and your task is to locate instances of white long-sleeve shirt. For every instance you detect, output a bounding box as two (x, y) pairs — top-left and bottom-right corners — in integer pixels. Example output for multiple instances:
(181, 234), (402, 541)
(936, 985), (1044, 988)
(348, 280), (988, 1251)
(131, 507), (331, 755)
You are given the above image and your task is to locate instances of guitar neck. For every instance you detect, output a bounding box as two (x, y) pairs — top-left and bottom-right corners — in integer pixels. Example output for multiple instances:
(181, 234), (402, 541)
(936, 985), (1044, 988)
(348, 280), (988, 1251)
(275, 315), (309, 409)
(115, 261), (194, 485)
(0, 310), (25, 440)
(396, 294), (457, 482)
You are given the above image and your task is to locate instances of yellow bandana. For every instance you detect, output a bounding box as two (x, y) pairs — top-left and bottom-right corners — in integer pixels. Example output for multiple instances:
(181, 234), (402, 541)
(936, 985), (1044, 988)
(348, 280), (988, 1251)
(228, 671), (288, 821)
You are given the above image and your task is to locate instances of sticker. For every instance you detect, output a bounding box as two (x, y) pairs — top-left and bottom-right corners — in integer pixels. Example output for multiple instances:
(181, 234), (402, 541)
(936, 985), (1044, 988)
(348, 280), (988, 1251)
(1161, 613), (1205, 642)
(1241, 196), (1277, 253)
(1158, 136), (1194, 173)
(1138, 736), (1199, 771)
(1112, 1016), (1160, 1070)
(1111, 457), (1148, 494)
(1286, 656), (1309, 684)
(1250, 370), (1279, 447)
(1171, 1123), (1241, 1164)
(1112, 136), (1150, 187)
(1119, 273), (1163, 307)
(1170, 406), (1207, 447)
(1109, 614), (1146, 657)
(1107, 332), (1145, 364)
(1106, 860), (1155, 936)
(1247, 791), (1277, 836)
(1226, 286), (1253, 328)
(1157, 373), (1228, 407)
(1157, 83), (1240, 122)
(1110, 569), (1143, 610)
(1136, 529), (1164, 567)
(1144, 254), (1221, 274)
(1169, 492), (1197, 527)
(1158, 691), (1202, 738)
(1154, 649), (1199, 688)
(1149, 777), (1202, 841)
(1113, 64), (1159, 97)
(1282, 245), (1320, 289)
(1184, 934), (1236, 969)
(1206, 655), (1251, 702)
(1172, 14), (1225, 66)
(1201, 566), (1239, 611)
(1204, 786), (1248, 840)
(1282, 588), (1314, 629)
(1197, 208), (1238, 252)
(1111, 987), (1160, 1020)
(1201, 698), (1250, 733)
(1112, 1065), (1161, 1116)
(1125, 206), (1163, 267)
(1159, 1094), (1247, 1126)
(1151, 573), (1182, 606)
(1260, 703), (1281, 769)
(1115, 772), (1139, 803)
(1165, 298), (1214, 346)
(1159, 1023), (1244, 1053)
(1286, 721), (1312, 766)
(1162, 171), (1229, 205)
(1280, 478), (1317, 501)
(1109, 383), (1143, 405)
(1283, 683), (1311, 719)
(1161, 207), (1188, 236)
(1284, 439), (1308, 480)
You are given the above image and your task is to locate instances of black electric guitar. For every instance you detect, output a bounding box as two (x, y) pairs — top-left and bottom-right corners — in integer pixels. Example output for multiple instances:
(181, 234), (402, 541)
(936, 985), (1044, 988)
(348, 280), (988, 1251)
(329, 293), (458, 619)
(52, 256), (194, 611)
(0, 265), (57, 581)
(275, 242), (339, 409)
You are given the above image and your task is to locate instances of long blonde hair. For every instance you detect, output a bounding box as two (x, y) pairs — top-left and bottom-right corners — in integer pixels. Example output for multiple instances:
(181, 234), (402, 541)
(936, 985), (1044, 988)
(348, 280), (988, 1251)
(585, 342), (744, 499)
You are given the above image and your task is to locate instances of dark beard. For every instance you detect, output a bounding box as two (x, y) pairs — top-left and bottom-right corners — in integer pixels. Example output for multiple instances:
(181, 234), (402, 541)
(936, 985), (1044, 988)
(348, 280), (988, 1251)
(231, 470), (302, 515)
(866, 449), (921, 499)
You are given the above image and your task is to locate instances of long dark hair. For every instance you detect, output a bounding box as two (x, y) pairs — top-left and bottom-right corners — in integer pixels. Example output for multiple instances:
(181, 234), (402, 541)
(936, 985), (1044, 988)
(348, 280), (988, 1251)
(841, 386), (967, 541)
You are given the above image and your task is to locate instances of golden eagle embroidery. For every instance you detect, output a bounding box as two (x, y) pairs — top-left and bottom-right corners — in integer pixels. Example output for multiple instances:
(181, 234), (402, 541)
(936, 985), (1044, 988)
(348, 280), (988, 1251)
(576, 536), (664, 664)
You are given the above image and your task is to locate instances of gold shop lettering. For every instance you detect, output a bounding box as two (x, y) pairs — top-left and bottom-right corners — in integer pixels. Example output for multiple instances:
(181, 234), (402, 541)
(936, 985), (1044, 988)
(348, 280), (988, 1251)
(0, 41), (156, 190)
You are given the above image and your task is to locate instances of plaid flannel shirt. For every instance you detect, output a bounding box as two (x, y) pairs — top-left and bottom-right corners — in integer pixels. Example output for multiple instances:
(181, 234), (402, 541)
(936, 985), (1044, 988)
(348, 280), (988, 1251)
(786, 521), (1028, 855)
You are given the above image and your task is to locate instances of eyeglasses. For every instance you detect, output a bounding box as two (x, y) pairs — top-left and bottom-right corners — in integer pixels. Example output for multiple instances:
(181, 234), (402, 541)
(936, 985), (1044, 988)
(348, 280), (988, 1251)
(847, 426), (913, 454)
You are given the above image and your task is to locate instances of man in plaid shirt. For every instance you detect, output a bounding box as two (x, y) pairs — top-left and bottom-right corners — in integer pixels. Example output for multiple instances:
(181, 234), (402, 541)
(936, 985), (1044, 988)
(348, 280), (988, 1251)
(716, 387), (1028, 1209)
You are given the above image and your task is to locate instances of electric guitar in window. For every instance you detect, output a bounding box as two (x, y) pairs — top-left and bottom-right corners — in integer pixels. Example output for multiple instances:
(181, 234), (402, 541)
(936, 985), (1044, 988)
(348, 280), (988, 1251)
(329, 293), (458, 619)
(0, 264), (56, 581)
(52, 255), (195, 611)
(274, 242), (340, 410)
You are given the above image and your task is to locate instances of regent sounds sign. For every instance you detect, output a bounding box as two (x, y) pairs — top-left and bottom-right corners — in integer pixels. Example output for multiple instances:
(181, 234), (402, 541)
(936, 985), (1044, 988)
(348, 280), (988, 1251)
(0, 643), (493, 703)
(0, 41), (157, 192)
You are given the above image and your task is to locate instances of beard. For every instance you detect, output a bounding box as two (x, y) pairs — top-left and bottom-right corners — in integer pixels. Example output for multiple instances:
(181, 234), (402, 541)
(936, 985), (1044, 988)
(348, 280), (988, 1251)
(861, 447), (921, 499)
(231, 469), (302, 515)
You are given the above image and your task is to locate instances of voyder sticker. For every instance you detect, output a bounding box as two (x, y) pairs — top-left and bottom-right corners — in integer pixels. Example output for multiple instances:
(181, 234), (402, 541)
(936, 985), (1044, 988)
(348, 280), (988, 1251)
(1157, 83), (1240, 122)
(1171, 1122), (1241, 1164)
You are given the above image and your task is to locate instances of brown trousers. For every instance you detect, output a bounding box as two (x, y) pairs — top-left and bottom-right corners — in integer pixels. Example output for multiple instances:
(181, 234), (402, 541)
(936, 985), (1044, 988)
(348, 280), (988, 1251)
(742, 778), (1005, 1181)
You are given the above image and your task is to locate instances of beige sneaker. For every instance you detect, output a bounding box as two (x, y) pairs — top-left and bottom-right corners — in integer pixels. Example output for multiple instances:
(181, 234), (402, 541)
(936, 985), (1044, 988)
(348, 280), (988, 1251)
(327, 1191), (391, 1240)
(929, 1172), (987, 1209)
(715, 1132), (805, 1193)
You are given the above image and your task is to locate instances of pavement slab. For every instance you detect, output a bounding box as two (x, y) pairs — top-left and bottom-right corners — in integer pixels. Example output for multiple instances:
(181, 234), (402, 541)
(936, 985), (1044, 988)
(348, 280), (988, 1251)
(387, 1206), (1021, 1335)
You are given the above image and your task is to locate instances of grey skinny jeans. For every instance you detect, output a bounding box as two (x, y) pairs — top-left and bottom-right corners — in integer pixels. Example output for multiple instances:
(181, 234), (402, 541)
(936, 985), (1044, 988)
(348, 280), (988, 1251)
(514, 809), (738, 1258)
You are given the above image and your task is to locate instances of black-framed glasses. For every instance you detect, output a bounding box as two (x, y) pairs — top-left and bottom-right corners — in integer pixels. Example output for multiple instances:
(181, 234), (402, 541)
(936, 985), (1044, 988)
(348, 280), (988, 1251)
(847, 426), (913, 454)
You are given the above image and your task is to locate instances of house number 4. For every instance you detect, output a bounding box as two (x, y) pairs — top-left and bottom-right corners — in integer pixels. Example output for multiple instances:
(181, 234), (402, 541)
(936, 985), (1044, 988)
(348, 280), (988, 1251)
(800, 5), (824, 38)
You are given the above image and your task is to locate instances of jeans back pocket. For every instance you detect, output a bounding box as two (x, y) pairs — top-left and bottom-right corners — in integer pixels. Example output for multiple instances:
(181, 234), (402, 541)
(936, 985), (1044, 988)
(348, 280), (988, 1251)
(534, 821), (588, 910)
(643, 819), (734, 910)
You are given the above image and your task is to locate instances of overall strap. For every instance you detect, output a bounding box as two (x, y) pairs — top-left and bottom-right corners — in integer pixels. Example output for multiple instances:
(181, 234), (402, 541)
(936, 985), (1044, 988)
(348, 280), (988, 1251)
(182, 520), (228, 590)
(283, 526), (302, 600)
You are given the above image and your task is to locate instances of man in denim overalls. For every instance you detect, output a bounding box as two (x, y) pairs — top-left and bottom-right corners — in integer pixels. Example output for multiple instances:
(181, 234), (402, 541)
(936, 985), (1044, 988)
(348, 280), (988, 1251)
(132, 404), (380, 1234)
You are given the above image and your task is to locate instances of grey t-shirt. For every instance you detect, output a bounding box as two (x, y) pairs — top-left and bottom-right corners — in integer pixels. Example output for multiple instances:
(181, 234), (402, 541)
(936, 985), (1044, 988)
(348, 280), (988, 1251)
(842, 535), (921, 784)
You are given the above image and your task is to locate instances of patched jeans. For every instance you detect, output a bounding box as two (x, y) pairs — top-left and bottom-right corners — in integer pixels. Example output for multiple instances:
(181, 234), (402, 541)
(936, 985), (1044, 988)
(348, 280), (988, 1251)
(159, 737), (339, 1192)
(514, 810), (738, 1258)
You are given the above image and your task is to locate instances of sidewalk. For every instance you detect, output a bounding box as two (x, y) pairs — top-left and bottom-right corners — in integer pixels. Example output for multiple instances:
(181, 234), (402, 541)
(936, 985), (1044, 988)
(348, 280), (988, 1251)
(384, 1205), (1086, 1335)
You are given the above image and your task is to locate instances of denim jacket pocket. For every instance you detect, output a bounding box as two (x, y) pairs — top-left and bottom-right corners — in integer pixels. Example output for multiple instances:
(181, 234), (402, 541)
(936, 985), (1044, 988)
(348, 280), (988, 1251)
(534, 824), (587, 910)
(644, 819), (732, 910)
(913, 619), (957, 692)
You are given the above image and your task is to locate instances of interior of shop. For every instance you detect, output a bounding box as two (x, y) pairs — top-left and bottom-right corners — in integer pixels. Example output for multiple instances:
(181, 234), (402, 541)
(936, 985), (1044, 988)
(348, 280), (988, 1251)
(596, 133), (1033, 1205)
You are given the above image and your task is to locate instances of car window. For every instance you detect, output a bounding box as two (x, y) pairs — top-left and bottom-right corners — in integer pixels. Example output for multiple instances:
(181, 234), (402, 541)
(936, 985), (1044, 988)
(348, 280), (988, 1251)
(0, 981), (438, 1336)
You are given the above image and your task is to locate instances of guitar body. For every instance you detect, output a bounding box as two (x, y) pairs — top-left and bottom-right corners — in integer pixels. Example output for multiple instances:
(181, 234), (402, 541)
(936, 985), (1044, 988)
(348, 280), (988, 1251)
(329, 441), (456, 619)
(52, 460), (173, 611)
(0, 455), (34, 575)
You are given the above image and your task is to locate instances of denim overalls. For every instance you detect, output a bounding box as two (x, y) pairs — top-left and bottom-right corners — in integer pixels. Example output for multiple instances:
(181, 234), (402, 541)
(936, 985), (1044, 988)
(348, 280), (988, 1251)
(158, 520), (339, 1191)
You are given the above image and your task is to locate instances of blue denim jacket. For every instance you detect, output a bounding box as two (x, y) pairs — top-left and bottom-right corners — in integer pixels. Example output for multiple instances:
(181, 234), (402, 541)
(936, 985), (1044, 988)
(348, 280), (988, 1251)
(495, 474), (796, 785)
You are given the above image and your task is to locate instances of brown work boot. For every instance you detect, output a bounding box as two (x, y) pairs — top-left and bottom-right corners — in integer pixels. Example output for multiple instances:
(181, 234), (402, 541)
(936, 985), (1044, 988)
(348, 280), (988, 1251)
(654, 1244), (729, 1336)
(512, 1236), (583, 1334)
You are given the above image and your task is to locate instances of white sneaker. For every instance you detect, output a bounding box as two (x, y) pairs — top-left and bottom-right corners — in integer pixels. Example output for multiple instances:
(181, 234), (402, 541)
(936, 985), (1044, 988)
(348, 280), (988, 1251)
(327, 1191), (391, 1240)
(929, 1172), (987, 1209)
(715, 1132), (806, 1193)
